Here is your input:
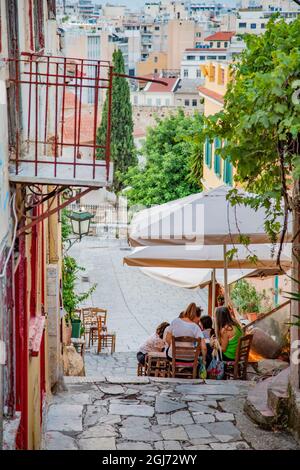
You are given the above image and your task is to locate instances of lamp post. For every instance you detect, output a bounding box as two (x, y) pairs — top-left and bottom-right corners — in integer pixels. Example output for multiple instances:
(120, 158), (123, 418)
(65, 208), (95, 251)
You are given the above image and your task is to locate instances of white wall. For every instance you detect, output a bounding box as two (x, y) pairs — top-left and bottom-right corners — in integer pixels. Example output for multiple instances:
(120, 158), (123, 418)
(131, 91), (175, 107)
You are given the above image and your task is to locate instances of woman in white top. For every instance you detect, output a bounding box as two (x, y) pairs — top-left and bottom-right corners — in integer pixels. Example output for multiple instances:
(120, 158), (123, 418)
(137, 322), (170, 365)
(165, 303), (207, 364)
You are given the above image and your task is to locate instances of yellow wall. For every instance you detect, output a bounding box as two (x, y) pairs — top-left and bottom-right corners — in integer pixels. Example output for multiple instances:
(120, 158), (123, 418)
(200, 62), (234, 190)
(24, 189), (62, 449)
(201, 63), (230, 96)
(137, 52), (168, 77)
(25, 223), (43, 450)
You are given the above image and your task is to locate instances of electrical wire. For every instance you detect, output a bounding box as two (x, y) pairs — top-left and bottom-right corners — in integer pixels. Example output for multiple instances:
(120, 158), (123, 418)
(0, 193), (17, 279)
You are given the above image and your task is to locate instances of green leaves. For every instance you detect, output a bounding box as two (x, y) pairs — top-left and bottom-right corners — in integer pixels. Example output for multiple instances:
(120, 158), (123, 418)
(122, 111), (205, 207)
(203, 16), (300, 244)
(62, 256), (97, 321)
(231, 280), (263, 314)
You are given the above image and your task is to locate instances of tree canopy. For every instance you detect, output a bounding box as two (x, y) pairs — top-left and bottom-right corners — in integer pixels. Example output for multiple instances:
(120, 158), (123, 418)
(203, 16), (300, 248)
(121, 110), (204, 207)
(97, 49), (136, 192)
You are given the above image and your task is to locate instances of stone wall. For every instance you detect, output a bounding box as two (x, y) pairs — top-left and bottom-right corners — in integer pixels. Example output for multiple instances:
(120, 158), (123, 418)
(288, 384), (300, 443)
(132, 106), (197, 134)
(47, 264), (63, 391)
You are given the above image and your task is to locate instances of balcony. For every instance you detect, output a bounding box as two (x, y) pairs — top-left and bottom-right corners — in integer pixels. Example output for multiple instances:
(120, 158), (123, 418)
(8, 53), (114, 188)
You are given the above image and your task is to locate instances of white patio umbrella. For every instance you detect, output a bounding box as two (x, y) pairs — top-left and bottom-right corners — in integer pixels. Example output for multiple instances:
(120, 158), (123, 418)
(128, 185), (292, 303)
(124, 244), (291, 270)
(138, 266), (285, 290)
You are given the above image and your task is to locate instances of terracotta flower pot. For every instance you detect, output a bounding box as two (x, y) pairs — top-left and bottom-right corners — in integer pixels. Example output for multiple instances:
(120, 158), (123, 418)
(246, 312), (258, 322)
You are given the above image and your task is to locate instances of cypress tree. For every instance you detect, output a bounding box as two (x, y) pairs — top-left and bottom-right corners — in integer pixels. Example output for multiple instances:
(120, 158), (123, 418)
(97, 49), (136, 192)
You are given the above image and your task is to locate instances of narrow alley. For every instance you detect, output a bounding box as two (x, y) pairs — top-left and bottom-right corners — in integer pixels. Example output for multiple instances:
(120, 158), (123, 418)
(42, 238), (300, 451)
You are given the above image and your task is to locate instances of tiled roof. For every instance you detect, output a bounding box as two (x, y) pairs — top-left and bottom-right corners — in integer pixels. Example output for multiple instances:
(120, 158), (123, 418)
(145, 77), (178, 93)
(63, 111), (100, 144)
(64, 91), (89, 110)
(198, 86), (224, 104)
(204, 31), (235, 42)
(64, 92), (79, 110)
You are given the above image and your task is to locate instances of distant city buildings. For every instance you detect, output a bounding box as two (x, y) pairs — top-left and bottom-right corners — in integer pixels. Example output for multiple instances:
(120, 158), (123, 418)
(56, 0), (300, 140)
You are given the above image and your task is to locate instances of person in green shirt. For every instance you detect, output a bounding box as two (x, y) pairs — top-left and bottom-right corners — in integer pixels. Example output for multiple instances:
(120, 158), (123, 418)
(212, 307), (243, 361)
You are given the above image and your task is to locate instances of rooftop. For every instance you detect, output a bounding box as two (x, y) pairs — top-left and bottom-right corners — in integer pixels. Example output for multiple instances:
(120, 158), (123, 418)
(198, 86), (224, 104)
(145, 77), (179, 93)
(204, 31), (236, 42)
(175, 78), (204, 94)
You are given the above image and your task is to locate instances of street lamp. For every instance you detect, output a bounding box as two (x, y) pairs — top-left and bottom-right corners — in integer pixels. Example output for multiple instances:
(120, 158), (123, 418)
(64, 208), (95, 251)
(67, 209), (94, 240)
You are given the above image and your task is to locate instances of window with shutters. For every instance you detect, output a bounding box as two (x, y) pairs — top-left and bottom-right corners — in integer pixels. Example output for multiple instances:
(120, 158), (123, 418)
(205, 138), (212, 168)
(223, 157), (233, 185)
(214, 138), (221, 177)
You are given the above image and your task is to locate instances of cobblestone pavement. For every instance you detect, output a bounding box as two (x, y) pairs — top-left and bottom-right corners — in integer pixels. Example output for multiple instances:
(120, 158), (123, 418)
(44, 375), (300, 450)
(56, 238), (300, 451)
(70, 237), (208, 353)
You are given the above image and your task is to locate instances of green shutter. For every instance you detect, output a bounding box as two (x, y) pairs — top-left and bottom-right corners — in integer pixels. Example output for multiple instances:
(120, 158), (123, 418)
(214, 138), (221, 177)
(223, 157), (233, 186)
(205, 138), (212, 168)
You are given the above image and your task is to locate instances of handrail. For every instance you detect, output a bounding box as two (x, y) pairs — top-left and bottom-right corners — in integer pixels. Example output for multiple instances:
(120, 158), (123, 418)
(243, 300), (291, 332)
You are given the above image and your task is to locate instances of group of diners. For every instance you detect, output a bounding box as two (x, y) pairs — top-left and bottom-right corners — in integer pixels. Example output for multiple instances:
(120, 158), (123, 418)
(137, 302), (243, 371)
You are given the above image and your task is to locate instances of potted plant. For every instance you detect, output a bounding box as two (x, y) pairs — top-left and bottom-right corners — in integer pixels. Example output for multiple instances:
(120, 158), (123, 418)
(231, 279), (263, 321)
(62, 255), (96, 339)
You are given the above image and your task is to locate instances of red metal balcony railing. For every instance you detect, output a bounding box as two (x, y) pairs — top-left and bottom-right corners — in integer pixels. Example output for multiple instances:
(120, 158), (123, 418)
(7, 53), (114, 187)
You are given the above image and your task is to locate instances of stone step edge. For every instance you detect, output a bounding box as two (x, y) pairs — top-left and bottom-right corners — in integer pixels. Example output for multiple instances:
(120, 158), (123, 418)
(266, 367), (289, 415)
(63, 375), (207, 385)
(244, 368), (290, 430)
(267, 388), (289, 416)
(244, 397), (276, 430)
(63, 375), (251, 387)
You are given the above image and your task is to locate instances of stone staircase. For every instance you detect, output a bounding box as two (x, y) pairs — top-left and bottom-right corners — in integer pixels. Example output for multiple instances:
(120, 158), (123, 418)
(244, 367), (290, 430)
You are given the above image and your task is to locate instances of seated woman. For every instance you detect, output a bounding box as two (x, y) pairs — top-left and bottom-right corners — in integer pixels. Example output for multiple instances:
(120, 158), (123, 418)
(199, 315), (215, 367)
(212, 307), (243, 361)
(137, 322), (170, 366)
(165, 303), (207, 364)
(199, 315), (214, 340)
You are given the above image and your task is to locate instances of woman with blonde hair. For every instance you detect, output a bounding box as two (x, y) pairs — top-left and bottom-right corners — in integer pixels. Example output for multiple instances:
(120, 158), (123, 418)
(165, 303), (207, 363)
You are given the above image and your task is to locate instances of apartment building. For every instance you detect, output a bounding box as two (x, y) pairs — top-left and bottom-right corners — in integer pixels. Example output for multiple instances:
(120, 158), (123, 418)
(132, 75), (203, 110)
(236, 7), (300, 34)
(180, 31), (234, 80)
(167, 19), (203, 70)
(174, 78), (204, 110)
(78, 0), (94, 16)
(181, 46), (230, 79)
(137, 51), (168, 77)
(198, 61), (233, 190)
(131, 77), (180, 107)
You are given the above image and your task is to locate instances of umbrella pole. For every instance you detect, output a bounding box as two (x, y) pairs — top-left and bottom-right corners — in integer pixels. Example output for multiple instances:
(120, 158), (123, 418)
(211, 268), (216, 319)
(224, 244), (229, 306)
